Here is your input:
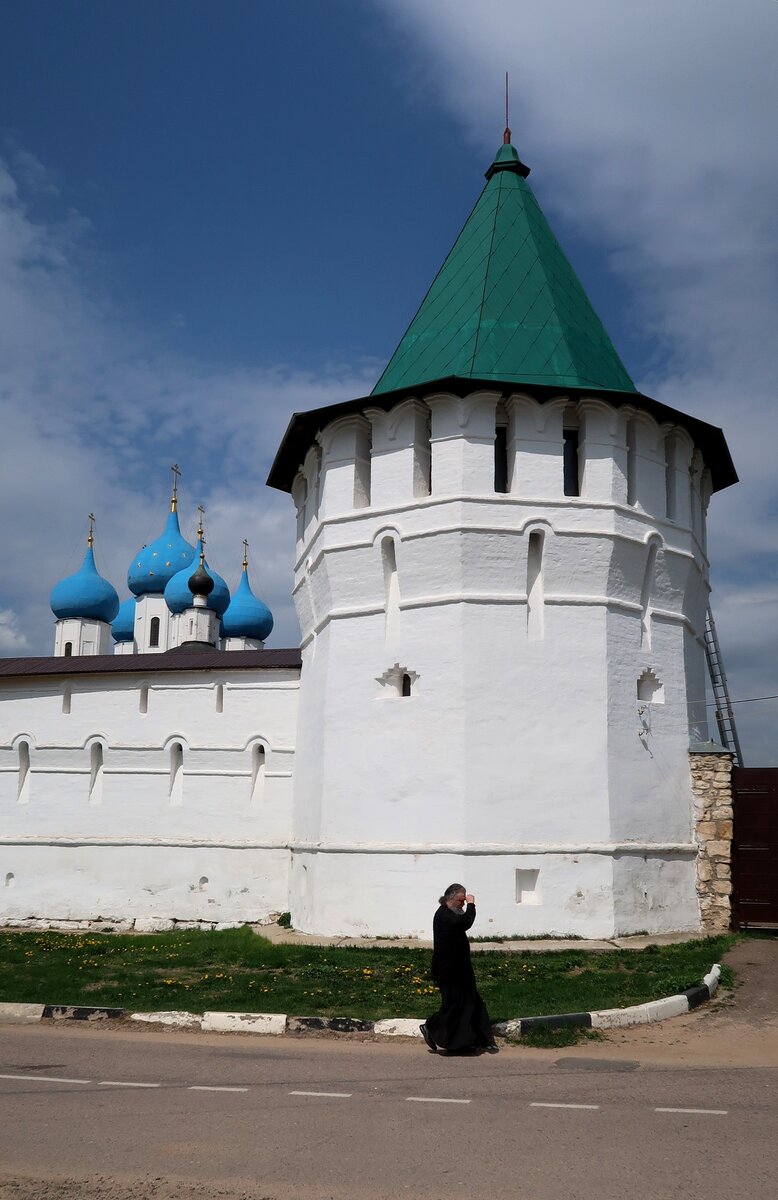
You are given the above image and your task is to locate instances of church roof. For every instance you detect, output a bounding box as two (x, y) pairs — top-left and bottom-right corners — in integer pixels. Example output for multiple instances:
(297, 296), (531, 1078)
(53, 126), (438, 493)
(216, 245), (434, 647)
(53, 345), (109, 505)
(0, 648), (301, 678)
(372, 139), (636, 397)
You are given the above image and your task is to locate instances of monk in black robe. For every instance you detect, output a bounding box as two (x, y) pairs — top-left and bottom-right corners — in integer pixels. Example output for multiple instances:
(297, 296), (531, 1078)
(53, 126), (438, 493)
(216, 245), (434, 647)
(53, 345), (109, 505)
(420, 883), (497, 1054)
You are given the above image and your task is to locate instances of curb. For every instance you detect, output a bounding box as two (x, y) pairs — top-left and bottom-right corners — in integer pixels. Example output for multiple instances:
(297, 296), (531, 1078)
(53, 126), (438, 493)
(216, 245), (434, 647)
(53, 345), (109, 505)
(1, 963), (721, 1039)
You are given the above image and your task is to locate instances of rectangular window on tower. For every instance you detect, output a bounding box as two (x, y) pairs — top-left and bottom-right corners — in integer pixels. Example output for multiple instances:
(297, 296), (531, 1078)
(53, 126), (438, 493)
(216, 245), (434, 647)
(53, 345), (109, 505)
(563, 430), (580, 497)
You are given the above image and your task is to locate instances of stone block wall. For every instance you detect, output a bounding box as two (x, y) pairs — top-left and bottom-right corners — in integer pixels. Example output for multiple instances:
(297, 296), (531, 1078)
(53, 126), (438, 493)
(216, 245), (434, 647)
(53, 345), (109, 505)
(690, 750), (734, 932)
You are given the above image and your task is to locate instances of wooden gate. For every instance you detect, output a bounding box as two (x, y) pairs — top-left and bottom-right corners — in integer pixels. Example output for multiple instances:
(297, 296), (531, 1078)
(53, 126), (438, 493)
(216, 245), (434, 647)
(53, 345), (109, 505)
(732, 767), (778, 927)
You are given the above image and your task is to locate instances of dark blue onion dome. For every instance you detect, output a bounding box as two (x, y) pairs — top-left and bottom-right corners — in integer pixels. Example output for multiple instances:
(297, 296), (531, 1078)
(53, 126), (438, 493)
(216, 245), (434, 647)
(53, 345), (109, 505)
(111, 595), (136, 642)
(188, 560), (214, 597)
(164, 538), (230, 616)
(128, 508), (196, 596)
(221, 560), (274, 641)
(50, 540), (120, 624)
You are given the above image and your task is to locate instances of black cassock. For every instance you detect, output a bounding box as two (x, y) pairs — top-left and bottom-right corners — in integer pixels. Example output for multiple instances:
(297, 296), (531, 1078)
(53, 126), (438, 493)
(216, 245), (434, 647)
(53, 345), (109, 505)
(425, 903), (493, 1051)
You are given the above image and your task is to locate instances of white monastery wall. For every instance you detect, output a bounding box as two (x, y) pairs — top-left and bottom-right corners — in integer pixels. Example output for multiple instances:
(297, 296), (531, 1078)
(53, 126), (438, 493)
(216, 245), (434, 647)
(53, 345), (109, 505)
(289, 389), (709, 937)
(0, 666), (299, 925)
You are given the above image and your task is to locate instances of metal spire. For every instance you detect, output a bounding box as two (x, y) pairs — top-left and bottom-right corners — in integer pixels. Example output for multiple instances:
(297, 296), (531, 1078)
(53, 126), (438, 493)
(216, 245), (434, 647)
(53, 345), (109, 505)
(171, 463), (181, 512)
(503, 71), (511, 145)
(87, 513), (95, 548)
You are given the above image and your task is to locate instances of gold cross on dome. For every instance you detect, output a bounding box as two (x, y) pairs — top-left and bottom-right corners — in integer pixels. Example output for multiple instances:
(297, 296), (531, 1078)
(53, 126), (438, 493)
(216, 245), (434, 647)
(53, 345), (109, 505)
(87, 513), (95, 547)
(171, 463), (181, 511)
(243, 538), (249, 569)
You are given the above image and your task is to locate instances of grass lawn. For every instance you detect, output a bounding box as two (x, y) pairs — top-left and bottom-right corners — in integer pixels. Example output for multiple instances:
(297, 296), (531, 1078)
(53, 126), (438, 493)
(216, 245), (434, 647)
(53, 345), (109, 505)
(0, 928), (735, 1021)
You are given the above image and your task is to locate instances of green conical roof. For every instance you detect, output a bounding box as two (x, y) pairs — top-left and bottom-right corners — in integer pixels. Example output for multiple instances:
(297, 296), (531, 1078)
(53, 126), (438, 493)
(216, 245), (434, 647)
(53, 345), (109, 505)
(372, 140), (636, 396)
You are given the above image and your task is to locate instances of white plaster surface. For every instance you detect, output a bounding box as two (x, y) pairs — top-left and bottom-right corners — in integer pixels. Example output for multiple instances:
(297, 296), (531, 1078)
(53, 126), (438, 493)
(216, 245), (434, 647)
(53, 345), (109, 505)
(373, 1018), (424, 1038)
(0, 1003), (44, 1024)
(129, 1010), (202, 1028)
(202, 1011), (286, 1035)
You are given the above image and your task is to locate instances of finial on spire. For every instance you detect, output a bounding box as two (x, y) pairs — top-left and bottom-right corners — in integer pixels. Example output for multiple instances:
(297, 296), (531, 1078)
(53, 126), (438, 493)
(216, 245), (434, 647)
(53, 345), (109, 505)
(503, 71), (511, 144)
(171, 463), (181, 512)
(242, 538), (249, 571)
(197, 506), (206, 565)
(87, 513), (95, 548)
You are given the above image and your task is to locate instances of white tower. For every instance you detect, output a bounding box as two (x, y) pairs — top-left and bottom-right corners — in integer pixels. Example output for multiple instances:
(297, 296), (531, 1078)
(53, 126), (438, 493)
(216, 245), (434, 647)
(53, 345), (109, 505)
(269, 135), (736, 939)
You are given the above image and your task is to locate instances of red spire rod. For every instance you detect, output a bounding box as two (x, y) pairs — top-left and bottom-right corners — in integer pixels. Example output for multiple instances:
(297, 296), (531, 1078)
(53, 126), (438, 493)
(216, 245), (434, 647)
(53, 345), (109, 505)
(503, 71), (511, 144)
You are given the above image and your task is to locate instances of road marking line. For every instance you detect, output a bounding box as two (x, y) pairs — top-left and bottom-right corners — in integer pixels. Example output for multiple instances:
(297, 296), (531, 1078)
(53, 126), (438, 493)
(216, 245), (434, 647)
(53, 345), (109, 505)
(655, 1107), (728, 1115)
(406, 1097), (471, 1105)
(189, 1085), (249, 1093)
(0, 1073), (91, 1085)
(289, 1090), (353, 1098)
(99, 1081), (160, 1088)
(530, 1102), (600, 1110)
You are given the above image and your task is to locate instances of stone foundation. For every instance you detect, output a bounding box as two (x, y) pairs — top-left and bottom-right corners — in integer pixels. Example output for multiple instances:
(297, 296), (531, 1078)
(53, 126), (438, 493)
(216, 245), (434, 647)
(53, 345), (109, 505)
(689, 749), (734, 932)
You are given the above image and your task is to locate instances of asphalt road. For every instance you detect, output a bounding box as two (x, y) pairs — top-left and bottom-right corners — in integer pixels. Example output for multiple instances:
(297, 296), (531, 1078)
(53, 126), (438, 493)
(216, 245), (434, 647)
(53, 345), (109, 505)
(0, 1022), (776, 1200)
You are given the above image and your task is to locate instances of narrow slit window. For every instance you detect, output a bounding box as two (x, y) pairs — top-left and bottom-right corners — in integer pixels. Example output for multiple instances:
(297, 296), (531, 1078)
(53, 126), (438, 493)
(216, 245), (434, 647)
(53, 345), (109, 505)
(62, 684), (71, 715)
(563, 429), (580, 496)
(89, 743), (104, 805)
(414, 406), (432, 497)
(401, 673), (412, 697)
(381, 536), (400, 641)
(17, 741), (30, 805)
(494, 424), (508, 493)
(215, 684), (224, 713)
(527, 529), (545, 641)
(626, 419), (637, 505)
(664, 436), (677, 521)
(139, 684), (149, 714)
(169, 741), (184, 806)
(640, 543), (659, 650)
(149, 616), (160, 648)
(251, 744), (266, 803)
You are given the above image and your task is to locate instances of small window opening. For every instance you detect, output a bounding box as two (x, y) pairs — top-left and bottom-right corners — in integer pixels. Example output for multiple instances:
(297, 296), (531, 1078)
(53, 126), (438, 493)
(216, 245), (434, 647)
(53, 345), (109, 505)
(563, 429), (580, 496)
(169, 741), (183, 805)
(640, 543), (658, 651)
(198, 876), (209, 892)
(251, 743), (266, 803)
(215, 684), (224, 713)
(139, 684), (149, 714)
(89, 742), (104, 805)
(62, 684), (71, 715)
(515, 868), (541, 905)
(4, 872), (14, 888)
(149, 616), (160, 648)
(526, 529), (545, 641)
(414, 406), (432, 497)
(626, 419), (637, 505)
(17, 740), (30, 805)
(64, 642), (73, 657)
(494, 424), (508, 494)
(381, 536), (400, 641)
(637, 669), (664, 704)
(664, 435), (677, 521)
(401, 673), (412, 697)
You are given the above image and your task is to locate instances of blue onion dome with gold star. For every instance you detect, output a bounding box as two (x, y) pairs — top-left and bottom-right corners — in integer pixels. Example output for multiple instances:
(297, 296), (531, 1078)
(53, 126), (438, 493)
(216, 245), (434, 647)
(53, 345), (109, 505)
(164, 537), (230, 616)
(50, 522), (120, 623)
(221, 545), (273, 641)
(111, 596), (136, 643)
(127, 470), (196, 596)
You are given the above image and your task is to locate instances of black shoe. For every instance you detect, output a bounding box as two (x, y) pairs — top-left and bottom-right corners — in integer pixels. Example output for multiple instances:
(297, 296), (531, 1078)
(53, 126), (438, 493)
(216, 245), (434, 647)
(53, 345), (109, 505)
(419, 1024), (437, 1051)
(485, 1042), (499, 1054)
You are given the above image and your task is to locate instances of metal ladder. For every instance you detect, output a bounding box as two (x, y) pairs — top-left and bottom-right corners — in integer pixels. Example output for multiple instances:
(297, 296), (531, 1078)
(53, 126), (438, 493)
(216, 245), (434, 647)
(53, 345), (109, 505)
(703, 607), (744, 765)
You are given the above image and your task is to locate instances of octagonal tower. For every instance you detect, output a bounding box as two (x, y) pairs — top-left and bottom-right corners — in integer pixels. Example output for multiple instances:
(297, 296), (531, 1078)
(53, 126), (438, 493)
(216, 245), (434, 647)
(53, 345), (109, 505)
(269, 135), (736, 938)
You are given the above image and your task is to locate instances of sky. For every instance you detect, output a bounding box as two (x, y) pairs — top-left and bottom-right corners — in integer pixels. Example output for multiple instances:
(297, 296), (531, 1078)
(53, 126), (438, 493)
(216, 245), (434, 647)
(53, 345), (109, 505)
(0, 0), (776, 762)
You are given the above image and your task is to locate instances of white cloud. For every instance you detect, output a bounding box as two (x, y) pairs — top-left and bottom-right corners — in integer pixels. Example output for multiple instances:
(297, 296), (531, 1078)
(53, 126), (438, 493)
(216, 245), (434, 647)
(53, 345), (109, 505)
(0, 609), (30, 654)
(380, 0), (778, 762)
(0, 153), (378, 655)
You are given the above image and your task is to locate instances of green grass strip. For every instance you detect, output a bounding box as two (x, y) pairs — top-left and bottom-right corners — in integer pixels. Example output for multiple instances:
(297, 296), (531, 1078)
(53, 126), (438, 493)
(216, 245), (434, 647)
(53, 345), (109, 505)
(0, 928), (735, 1022)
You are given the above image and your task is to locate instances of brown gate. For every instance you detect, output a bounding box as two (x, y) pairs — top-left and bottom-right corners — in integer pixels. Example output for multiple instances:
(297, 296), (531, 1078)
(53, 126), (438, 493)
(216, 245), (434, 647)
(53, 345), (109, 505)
(732, 767), (778, 927)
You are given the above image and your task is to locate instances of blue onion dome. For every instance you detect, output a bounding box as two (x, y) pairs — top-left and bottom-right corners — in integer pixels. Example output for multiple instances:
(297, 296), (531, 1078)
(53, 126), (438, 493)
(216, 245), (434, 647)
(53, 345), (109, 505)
(50, 543), (120, 623)
(221, 563), (274, 641)
(164, 538), (230, 615)
(111, 596), (136, 642)
(128, 509), (196, 596)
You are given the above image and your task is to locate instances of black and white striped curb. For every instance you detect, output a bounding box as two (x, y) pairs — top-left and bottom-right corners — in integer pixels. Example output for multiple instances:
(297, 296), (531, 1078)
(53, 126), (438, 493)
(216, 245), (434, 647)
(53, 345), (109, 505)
(0, 964), (720, 1037)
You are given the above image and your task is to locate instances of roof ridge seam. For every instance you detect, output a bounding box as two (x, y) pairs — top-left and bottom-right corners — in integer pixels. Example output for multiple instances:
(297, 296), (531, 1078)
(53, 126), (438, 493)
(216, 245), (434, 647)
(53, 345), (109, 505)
(469, 174), (505, 378)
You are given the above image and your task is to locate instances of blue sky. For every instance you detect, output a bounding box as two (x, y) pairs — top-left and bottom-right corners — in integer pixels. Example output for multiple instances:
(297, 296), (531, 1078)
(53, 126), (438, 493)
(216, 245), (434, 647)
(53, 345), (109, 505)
(1, 0), (777, 761)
